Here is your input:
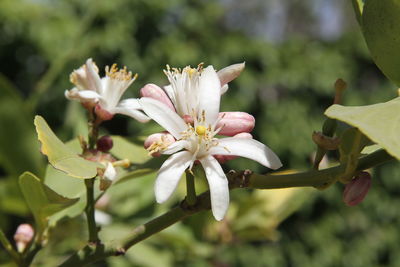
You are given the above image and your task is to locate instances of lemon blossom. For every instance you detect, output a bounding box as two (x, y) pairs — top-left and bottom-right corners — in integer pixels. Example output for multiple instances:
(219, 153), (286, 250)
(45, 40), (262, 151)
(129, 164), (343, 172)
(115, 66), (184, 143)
(65, 58), (149, 122)
(139, 66), (282, 221)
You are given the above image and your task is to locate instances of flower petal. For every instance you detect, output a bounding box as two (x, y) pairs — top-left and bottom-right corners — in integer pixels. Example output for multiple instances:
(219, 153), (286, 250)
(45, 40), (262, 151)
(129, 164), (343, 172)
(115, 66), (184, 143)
(209, 137), (282, 170)
(217, 62), (245, 86)
(198, 66), (221, 124)
(85, 58), (102, 93)
(112, 98), (150, 122)
(65, 88), (101, 102)
(140, 83), (175, 111)
(155, 151), (193, 203)
(200, 156), (229, 221)
(104, 162), (117, 181)
(140, 97), (187, 139)
(162, 140), (189, 155)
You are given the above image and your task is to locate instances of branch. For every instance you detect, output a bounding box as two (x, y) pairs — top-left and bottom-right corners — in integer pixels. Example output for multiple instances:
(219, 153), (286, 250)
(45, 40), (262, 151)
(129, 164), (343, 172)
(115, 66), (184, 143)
(60, 149), (395, 266)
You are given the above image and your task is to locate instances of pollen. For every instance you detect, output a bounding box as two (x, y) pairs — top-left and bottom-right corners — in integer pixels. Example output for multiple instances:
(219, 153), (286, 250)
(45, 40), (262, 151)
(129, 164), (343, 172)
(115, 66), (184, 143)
(105, 64), (135, 81)
(195, 125), (207, 136)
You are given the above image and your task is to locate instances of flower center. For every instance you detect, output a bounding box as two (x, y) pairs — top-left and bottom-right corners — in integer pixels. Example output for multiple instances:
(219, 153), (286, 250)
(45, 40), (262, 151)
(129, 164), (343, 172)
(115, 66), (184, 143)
(195, 125), (206, 136)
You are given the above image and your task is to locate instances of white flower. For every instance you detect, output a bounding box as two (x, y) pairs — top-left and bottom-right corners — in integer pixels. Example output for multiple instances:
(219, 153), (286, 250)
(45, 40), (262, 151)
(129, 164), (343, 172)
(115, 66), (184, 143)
(140, 66), (282, 221)
(162, 62), (245, 118)
(65, 58), (149, 122)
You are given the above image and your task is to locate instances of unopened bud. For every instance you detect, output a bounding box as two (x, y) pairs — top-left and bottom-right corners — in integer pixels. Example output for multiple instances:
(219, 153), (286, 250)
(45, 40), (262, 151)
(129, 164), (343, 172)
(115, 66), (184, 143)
(95, 104), (114, 121)
(183, 115), (194, 125)
(140, 84), (175, 111)
(97, 135), (113, 152)
(99, 163), (117, 191)
(216, 112), (255, 136)
(14, 224), (34, 253)
(217, 62), (245, 87)
(144, 132), (175, 157)
(343, 171), (371, 206)
(312, 131), (340, 150)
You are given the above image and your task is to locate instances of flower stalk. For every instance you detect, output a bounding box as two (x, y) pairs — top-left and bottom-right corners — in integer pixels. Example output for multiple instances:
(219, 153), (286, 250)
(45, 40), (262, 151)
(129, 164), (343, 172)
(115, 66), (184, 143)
(185, 170), (197, 206)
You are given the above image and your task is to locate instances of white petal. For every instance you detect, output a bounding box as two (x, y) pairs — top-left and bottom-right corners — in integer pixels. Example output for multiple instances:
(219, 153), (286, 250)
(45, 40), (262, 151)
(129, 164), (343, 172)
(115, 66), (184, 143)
(209, 138), (282, 170)
(217, 62), (245, 86)
(198, 66), (221, 124)
(65, 88), (101, 102)
(140, 97), (187, 139)
(155, 151), (193, 203)
(162, 140), (189, 155)
(220, 84), (229, 95)
(85, 58), (102, 93)
(112, 98), (150, 122)
(104, 163), (117, 181)
(200, 156), (229, 221)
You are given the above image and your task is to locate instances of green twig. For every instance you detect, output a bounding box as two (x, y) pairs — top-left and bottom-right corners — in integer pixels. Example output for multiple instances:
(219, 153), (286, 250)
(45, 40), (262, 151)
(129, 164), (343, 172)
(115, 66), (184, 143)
(85, 178), (99, 244)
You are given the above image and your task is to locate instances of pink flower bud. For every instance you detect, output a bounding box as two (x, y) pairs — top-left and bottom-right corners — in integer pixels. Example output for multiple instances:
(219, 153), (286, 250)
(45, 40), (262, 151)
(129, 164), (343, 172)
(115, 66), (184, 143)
(217, 62), (245, 86)
(183, 114), (194, 124)
(144, 132), (175, 157)
(214, 133), (253, 163)
(343, 171), (372, 206)
(95, 104), (114, 121)
(14, 224), (34, 252)
(140, 84), (175, 111)
(216, 112), (255, 136)
(97, 135), (113, 152)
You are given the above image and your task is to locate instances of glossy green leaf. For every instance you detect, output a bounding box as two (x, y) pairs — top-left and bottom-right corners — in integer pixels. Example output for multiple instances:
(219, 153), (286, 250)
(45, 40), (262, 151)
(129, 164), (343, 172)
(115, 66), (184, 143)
(111, 136), (151, 164)
(362, 0), (400, 86)
(325, 98), (400, 160)
(34, 115), (102, 178)
(19, 172), (79, 233)
(351, 0), (364, 24)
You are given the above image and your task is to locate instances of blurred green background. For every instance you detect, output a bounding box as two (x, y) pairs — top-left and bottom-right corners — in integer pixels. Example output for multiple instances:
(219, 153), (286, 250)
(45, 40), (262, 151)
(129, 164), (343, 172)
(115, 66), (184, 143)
(1, 0), (399, 266)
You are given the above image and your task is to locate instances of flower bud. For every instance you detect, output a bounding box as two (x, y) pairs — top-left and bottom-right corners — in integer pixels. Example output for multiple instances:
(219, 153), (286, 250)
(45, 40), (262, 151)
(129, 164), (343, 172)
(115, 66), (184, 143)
(343, 171), (371, 206)
(214, 133), (253, 163)
(95, 104), (114, 121)
(216, 112), (255, 136)
(183, 114), (194, 124)
(140, 84), (175, 111)
(14, 224), (34, 253)
(144, 132), (175, 157)
(97, 135), (113, 152)
(217, 62), (245, 87)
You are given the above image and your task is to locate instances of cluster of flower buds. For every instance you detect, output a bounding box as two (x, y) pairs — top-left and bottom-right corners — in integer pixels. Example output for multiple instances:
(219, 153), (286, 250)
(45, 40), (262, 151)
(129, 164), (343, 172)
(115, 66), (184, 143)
(343, 171), (372, 206)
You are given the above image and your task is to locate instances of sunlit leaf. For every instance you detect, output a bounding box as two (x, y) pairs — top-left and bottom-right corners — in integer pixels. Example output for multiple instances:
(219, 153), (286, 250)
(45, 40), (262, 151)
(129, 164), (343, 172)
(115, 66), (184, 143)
(34, 115), (102, 178)
(19, 172), (79, 233)
(325, 98), (400, 160)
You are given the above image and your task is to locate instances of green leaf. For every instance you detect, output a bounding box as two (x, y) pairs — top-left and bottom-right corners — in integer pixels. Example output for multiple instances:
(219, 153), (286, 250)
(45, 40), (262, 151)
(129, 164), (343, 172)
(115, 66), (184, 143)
(351, 0), (364, 25)
(325, 98), (400, 160)
(19, 172), (79, 233)
(362, 0), (400, 86)
(111, 136), (151, 164)
(34, 115), (102, 178)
